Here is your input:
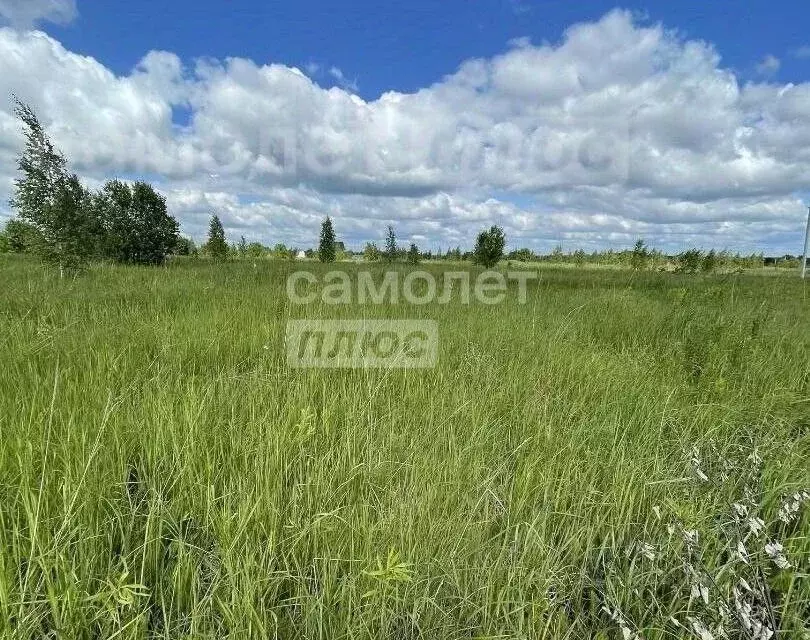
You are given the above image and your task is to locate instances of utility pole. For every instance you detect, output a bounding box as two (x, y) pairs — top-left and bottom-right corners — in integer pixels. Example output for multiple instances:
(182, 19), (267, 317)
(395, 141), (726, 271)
(803, 206), (810, 279)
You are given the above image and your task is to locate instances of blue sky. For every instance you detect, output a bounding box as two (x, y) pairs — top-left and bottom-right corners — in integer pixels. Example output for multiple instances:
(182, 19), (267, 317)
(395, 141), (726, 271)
(48, 0), (809, 100)
(1, 0), (809, 254)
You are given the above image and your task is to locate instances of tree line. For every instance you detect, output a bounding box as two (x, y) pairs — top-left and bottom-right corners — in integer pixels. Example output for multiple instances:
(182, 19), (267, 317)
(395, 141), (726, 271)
(0, 100), (508, 272)
(316, 217), (507, 268)
(188, 216), (508, 268)
(0, 100), (787, 274)
(4, 99), (179, 275)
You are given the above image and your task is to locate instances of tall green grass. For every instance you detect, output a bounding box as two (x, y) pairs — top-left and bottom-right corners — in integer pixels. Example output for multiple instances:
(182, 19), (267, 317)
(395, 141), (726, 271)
(0, 255), (808, 638)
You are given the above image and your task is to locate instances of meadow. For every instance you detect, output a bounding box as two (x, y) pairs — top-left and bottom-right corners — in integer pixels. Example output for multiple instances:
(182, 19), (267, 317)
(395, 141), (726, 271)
(0, 254), (808, 639)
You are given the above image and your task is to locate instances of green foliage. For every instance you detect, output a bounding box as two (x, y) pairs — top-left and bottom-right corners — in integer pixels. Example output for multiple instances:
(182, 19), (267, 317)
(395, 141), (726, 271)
(174, 236), (197, 256)
(95, 180), (179, 265)
(246, 242), (266, 258)
(701, 249), (718, 273)
(630, 239), (649, 271)
(2, 218), (42, 253)
(9, 99), (67, 226)
(676, 248), (704, 273)
(319, 216), (336, 263)
(9, 99), (180, 272)
(509, 247), (534, 262)
(272, 243), (298, 261)
(363, 242), (380, 261)
(204, 215), (228, 260)
(407, 242), (420, 265)
(10, 99), (99, 274)
(473, 225), (506, 268)
(384, 225), (397, 263)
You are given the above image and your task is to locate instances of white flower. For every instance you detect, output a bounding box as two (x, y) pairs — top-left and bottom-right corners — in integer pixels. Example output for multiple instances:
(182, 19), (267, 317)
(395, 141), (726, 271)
(764, 541), (782, 555)
(690, 448), (709, 482)
(602, 606), (640, 640)
(778, 490), (809, 524)
(736, 540), (749, 564)
(732, 502), (748, 518)
(683, 529), (699, 547)
(687, 616), (715, 640)
(735, 584), (775, 639)
(764, 541), (791, 569)
(735, 593), (753, 627)
(754, 623), (774, 640)
(748, 517), (765, 537)
(690, 582), (710, 604)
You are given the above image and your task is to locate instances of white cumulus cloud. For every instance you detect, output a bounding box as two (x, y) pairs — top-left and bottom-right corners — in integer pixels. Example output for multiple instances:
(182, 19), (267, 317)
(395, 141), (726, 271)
(0, 10), (809, 254)
(0, 0), (76, 28)
(755, 54), (780, 77)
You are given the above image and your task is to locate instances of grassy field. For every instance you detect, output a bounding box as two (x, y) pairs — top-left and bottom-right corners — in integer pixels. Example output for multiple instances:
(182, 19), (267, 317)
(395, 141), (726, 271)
(0, 255), (808, 639)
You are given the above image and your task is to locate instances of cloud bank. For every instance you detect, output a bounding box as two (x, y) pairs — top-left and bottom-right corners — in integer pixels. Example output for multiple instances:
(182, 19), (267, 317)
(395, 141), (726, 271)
(0, 10), (808, 253)
(0, 0), (77, 28)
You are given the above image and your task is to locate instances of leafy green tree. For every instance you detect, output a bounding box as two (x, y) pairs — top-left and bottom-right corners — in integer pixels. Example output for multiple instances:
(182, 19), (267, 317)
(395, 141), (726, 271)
(676, 249), (703, 274)
(174, 236), (197, 256)
(94, 180), (130, 261)
(2, 219), (42, 253)
(363, 242), (380, 261)
(473, 225), (505, 268)
(10, 99), (99, 275)
(273, 243), (291, 260)
(205, 215), (228, 260)
(384, 225), (397, 263)
(509, 248), (534, 262)
(319, 217), (336, 263)
(95, 180), (178, 265)
(247, 242), (266, 258)
(407, 243), (420, 265)
(630, 239), (649, 271)
(128, 182), (177, 264)
(701, 249), (719, 273)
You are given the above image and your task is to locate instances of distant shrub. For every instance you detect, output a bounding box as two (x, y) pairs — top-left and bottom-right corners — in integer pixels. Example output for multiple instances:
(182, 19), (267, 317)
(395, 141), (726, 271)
(473, 225), (506, 268)
(701, 249), (719, 273)
(676, 249), (703, 273)
(630, 239), (649, 271)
